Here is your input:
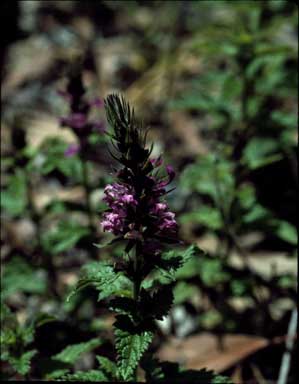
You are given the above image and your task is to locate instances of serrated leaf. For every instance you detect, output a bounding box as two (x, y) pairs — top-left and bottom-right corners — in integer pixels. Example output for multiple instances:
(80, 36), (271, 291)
(115, 325), (153, 381)
(67, 261), (132, 302)
(52, 338), (102, 364)
(61, 370), (108, 381)
(158, 245), (199, 275)
(8, 349), (37, 375)
(96, 355), (117, 379)
(140, 285), (174, 321)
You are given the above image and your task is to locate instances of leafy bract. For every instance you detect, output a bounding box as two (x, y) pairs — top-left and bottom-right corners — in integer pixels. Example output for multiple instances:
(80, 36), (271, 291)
(67, 261), (132, 302)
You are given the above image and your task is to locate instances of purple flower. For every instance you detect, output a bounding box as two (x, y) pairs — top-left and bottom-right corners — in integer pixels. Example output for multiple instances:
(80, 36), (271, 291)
(101, 212), (125, 234)
(150, 156), (163, 168)
(64, 143), (80, 157)
(150, 201), (178, 237)
(101, 150), (177, 241)
(101, 183), (138, 235)
(103, 183), (137, 208)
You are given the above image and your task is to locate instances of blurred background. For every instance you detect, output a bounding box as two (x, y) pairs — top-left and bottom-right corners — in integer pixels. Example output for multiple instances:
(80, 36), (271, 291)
(1, 1), (298, 382)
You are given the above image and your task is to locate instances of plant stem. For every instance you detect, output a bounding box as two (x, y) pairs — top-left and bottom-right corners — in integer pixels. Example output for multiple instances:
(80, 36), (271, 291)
(133, 242), (142, 302)
(133, 242), (142, 381)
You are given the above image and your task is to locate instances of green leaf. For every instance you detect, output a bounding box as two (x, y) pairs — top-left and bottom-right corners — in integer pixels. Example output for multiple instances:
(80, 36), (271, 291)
(1, 169), (27, 217)
(52, 338), (102, 365)
(180, 206), (223, 230)
(115, 325), (153, 381)
(159, 245), (199, 274)
(8, 350), (37, 375)
(243, 204), (270, 224)
(173, 281), (198, 305)
(61, 370), (108, 381)
(242, 137), (282, 170)
(237, 183), (256, 210)
(180, 154), (235, 207)
(38, 137), (83, 182)
(96, 355), (117, 379)
(198, 258), (230, 287)
(275, 221), (297, 245)
(41, 221), (89, 254)
(67, 262), (132, 302)
(175, 245), (203, 279)
(1, 256), (47, 299)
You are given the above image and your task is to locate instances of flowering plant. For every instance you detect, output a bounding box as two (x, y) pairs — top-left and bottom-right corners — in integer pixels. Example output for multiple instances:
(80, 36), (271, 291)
(67, 94), (232, 383)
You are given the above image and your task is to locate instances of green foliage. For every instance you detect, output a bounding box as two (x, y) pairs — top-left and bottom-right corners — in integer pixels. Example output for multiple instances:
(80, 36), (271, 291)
(1, 169), (28, 217)
(37, 137), (83, 182)
(180, 206), (223, 230)
(52, 338), (102, 365)
(110, 284), (174, 323)
(158, 245), (200, 276)
(67, 261), (132, 302)
(1, 256), (47, 299)
(41, 220), (89, 254)
(242, 137), (282, 170)
(1, 302), (37, 377)
(173, 281), (198, 305)
(7, 350), (37, 376)
(96, 356), (117, 380)
(180, 154), (235, 206)
(114, 325), (153, 381)
(274, 220), (297, 245)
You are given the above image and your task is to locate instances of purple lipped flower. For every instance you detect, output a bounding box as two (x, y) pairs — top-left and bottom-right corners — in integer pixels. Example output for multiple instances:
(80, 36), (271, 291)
(101, 211), (125, 234)
(101, 94), (179, 250)
(150, 156), (163, 168)
(101, 183), (138, 235)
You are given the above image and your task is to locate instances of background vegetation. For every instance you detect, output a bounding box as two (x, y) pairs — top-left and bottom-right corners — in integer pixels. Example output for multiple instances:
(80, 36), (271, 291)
(1, 1), (297, 382)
